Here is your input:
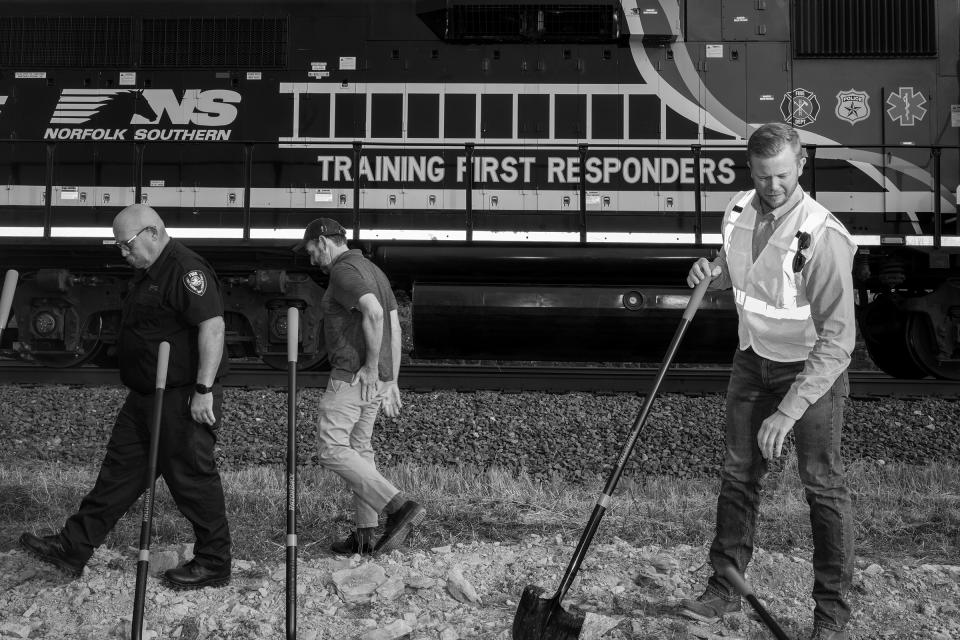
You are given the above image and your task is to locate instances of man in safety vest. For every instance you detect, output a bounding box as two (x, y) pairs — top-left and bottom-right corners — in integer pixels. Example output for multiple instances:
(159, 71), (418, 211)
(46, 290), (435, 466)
(682, 123), (856, 640)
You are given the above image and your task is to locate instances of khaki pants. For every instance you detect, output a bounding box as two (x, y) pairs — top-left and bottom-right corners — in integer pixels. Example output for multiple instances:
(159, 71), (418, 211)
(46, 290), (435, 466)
(316, 378), (399, 528)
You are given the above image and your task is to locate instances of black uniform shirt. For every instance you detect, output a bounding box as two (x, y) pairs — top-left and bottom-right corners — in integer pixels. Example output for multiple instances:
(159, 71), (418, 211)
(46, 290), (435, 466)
(118, 239), (227, 393)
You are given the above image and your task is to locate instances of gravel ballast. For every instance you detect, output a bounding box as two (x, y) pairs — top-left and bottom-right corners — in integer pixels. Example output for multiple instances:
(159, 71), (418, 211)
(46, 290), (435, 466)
(1, 384), (957, 480)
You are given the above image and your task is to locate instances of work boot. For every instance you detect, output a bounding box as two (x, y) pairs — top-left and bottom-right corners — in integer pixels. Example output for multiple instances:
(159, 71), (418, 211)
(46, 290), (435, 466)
(374, 500), (426, 554)
(330, 528), (374, 555)
(164, 560), (231, 590)
(678, 588), (741, 623)
(19, 532), (85, 577)
(810, 625), (849, 640)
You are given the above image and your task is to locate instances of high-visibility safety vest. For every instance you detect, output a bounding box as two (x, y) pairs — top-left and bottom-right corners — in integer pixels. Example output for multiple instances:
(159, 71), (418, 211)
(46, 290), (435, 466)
(722, 188), (857, 362)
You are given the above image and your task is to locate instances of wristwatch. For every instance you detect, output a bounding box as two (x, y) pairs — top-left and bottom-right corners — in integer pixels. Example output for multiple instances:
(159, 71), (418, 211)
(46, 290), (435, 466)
(195, 383), (213, 394)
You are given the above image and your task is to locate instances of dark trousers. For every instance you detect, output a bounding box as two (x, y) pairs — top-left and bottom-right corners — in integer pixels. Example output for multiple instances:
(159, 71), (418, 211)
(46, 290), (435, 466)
(60, 385), (231, 569)
(707, 348), (854, 631)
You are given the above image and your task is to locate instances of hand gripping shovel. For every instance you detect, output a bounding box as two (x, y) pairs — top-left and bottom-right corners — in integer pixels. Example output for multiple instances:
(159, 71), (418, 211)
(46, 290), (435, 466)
(285, 307), (299, 640)
(132, 341), (170, 640)
(0, 269), (18, 341)
(512, 277), (711, 640)
(719, 565), (793, 640)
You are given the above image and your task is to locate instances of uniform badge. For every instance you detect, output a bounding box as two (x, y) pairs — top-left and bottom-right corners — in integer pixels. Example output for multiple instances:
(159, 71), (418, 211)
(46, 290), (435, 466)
(835, 89), (870, 125)
(183, 270), (207, 296)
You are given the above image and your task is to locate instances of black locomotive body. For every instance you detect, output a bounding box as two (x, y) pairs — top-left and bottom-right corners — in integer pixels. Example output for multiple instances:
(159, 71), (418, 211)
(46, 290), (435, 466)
(0, 0), (957, 378)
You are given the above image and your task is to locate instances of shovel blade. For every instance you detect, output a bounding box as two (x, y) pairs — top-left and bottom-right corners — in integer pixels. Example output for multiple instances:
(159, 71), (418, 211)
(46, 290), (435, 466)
(513, 585), (584, 640)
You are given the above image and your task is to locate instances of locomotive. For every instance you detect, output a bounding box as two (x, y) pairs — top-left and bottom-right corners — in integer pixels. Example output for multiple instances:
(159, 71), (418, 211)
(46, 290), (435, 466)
(0, 0), (957, 379)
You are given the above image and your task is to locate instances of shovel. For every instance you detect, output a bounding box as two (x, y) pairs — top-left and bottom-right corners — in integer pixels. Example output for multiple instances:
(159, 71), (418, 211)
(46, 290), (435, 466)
(132, 341), (170, 640)
(0, 269), (18, 340)
(285, 307), (300, 639)
(719, 564), (793, 640)
(513, 276), (711, 640)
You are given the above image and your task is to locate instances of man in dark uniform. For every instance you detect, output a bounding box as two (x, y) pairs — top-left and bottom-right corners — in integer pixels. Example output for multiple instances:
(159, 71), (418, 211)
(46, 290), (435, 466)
(20, 203), (232, 589)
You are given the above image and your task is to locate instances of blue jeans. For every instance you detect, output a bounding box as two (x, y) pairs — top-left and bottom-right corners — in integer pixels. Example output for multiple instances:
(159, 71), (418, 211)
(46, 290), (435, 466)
(707, 348), (854, 631)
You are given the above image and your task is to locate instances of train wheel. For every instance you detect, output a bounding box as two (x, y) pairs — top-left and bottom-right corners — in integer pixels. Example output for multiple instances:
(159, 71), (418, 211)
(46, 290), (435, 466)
(859, 294), (928, 379)
(906, 312), (960, 380)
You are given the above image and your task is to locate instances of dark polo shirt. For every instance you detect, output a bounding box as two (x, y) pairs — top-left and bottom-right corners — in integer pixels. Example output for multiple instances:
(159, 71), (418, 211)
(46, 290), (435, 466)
(322, 249), (398, 383)
(118, 239), (228, 393)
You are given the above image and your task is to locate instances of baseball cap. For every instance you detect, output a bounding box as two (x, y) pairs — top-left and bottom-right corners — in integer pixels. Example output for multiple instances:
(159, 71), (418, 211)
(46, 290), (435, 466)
(292, 217), (347, 252)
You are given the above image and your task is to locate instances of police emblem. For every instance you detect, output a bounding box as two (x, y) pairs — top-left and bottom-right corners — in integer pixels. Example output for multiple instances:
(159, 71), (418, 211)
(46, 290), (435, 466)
(779, 88), (820, 128)
(183, 270), (207, 296)
(835, 89), (870, 125)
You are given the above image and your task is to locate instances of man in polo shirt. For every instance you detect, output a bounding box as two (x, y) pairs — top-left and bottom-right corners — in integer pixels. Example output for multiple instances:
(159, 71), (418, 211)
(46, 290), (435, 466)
(682, 123), (856, 640)
(295, 218), (425, 555)
(20, 203), (232, 589)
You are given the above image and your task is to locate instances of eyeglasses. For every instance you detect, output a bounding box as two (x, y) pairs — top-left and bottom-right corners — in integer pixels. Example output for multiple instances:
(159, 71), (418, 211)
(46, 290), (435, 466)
(114, 226), (152, 252)
(793, 231), (811, 273)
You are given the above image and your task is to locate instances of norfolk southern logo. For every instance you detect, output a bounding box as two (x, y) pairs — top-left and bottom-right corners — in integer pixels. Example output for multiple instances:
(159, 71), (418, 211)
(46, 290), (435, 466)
(44, 89), (240, 142)
(183, 270), (207, 297)
(779, 88), (820, 128)
(835, 89), (870, 125)
(886, 87), (927, 126)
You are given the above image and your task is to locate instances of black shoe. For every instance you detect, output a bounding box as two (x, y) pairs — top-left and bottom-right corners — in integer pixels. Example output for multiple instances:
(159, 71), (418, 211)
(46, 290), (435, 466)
(330, 529), (374, 555)
(678, 588), (742, 623)
(374, 501), (426, 554)
(19, 532), (85, 577)
(164, 560), (231, 590)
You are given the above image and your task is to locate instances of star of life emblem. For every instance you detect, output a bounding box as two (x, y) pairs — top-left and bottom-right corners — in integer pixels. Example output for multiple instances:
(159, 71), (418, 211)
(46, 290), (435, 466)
(886, 87), (927, 126)
(835, 89), (870, 125)
(780, 88), (820, 128)
(183, 270), (207, 296)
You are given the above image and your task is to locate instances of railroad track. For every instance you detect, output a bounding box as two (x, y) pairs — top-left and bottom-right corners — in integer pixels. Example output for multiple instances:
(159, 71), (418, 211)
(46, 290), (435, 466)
(0, 360), (955, 398)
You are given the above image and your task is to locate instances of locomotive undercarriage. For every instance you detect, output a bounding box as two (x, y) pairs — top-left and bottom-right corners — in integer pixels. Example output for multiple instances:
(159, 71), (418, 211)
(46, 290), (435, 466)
(2, 263), (329, 371)
(857, 252), (960, 380)
(2, 245), (958, 380)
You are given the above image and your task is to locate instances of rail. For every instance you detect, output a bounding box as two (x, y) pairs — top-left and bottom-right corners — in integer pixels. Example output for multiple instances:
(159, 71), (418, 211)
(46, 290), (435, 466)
(0, 361), (955, 399)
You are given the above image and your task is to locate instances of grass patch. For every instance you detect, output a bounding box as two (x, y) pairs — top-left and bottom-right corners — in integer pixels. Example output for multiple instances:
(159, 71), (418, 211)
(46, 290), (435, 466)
(2, 456), (957, 564)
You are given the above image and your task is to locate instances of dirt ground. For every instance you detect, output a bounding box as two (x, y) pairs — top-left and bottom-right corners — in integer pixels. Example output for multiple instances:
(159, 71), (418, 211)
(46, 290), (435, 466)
(1, 535), (958, 640)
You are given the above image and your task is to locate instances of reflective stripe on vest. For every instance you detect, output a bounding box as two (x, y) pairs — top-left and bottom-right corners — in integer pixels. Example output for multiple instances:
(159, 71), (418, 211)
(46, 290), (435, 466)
(733, 287), (812, 321)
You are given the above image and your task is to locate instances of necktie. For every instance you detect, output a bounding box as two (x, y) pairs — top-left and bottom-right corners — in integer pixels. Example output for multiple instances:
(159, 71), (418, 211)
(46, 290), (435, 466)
(752, 212), (775, 262)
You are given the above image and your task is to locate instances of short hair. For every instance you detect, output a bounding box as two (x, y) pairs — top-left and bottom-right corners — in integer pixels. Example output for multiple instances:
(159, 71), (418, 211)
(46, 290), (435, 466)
(747, 123), (805, 161)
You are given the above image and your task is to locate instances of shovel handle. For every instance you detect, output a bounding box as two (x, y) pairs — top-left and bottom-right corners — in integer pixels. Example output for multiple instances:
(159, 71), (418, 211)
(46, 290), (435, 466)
(287, 306), (299, 364)
(719, 565), (793, 640)
(133, 341), (170, 640)
(682, 273), (712, 321)
(719, 564), (754, 596)
(155, 341), (170, 390)
(0, 269), (18, 332)
(549, 271), (713, 608)
(286, 306), (299, 640)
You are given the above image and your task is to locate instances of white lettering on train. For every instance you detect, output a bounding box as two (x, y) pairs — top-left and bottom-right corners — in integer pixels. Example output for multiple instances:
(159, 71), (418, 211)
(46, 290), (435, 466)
(43, 128), (233, 142)
(43, 128), (127, 141)
(131, 90), (241, 127)
(132, 129), (232, 141)
(317, 153), (736, 185)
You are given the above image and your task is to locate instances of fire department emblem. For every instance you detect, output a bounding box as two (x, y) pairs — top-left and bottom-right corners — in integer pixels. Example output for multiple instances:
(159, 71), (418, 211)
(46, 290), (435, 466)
(835, 89), (870, 125)
(183, 270), (207, 296)
(780, 88), (820, 128)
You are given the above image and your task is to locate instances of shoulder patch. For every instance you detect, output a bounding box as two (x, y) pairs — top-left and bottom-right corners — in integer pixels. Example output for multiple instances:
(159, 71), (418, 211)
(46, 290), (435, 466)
(183, 270), (207, 296)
